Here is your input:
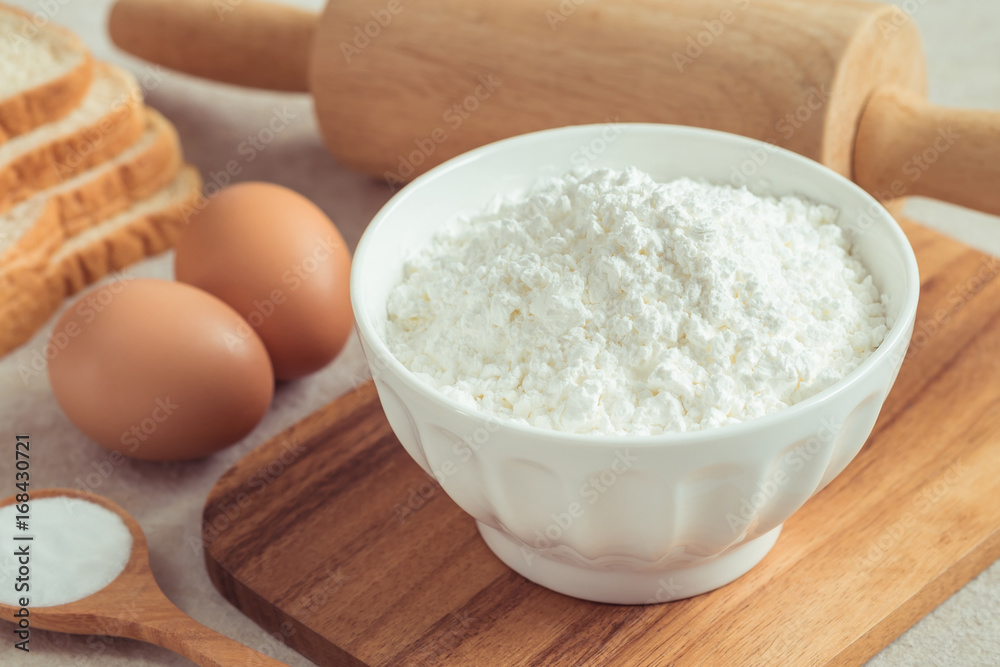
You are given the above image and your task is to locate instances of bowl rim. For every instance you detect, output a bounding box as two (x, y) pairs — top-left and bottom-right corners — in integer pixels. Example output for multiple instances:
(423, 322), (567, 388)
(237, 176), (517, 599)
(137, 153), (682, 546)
(351, 123), (920, 448)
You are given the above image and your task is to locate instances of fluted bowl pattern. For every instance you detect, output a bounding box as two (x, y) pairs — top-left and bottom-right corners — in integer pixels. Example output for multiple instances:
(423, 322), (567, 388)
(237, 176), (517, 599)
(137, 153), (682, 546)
(351, 124), (919, 603)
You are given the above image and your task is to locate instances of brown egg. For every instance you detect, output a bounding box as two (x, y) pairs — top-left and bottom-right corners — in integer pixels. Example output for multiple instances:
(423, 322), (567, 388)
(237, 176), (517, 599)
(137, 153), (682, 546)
(48, 279), (274, 461)
(174, 182), (353, 381)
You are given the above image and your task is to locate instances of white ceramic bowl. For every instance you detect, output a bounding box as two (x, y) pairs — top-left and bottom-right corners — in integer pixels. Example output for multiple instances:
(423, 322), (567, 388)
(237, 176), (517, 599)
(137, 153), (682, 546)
(351, 124), (919, 604)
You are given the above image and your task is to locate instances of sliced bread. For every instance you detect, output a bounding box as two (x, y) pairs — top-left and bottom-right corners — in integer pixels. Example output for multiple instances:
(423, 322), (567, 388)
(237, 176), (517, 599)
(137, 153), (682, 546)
(52, 107), (181, 237)
(0, 165), (203, 356)
(0, 196), (59, 265)
(51, 164), (202, 295)
(0, 108), (181, 268)
(0, 4), (94, 143)
(0, 62), (145, 214)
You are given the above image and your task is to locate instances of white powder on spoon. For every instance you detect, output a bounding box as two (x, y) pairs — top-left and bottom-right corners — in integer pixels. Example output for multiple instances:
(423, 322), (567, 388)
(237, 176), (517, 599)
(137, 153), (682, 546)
(386, 167), (888, 435)
(0, 496), (133, 606)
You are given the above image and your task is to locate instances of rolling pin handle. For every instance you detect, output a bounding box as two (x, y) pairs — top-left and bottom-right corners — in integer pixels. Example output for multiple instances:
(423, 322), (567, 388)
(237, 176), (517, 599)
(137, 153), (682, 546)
(855, 88), (1000, 217)
(108, 0), (317, 92)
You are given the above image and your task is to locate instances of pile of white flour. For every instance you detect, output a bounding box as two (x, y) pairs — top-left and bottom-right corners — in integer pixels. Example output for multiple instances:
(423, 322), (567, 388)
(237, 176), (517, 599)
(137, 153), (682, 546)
(385, 167), (888, 435)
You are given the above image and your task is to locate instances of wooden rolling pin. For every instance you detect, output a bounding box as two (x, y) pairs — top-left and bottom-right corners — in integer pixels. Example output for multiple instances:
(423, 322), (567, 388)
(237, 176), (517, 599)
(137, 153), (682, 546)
(110, 0), (1000, 216)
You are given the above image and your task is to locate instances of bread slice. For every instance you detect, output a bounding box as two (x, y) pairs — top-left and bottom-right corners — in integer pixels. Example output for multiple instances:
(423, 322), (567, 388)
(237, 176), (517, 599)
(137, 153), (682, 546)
(0, 109), (181, 268)
(55, 107), (182, 237)
(0, 165), (202, 356)
(0, 255), (53, 357)
(51, 165), (202, 294)
(0, 62), (145, 215)
(0, 5), (94, 144)
(0, 196), (62, 266)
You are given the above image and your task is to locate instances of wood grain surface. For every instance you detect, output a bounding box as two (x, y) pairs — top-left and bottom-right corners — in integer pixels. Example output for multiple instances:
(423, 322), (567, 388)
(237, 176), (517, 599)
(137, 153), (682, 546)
(110, 0), (924, 176)
(109, 0), (1000, 218)
(203, 217), (1000, 666)
(854, 89), (1000, 218)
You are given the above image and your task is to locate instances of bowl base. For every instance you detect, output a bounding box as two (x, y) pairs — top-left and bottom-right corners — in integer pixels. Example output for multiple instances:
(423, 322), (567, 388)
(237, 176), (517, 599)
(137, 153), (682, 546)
(477, 522), (782, 605)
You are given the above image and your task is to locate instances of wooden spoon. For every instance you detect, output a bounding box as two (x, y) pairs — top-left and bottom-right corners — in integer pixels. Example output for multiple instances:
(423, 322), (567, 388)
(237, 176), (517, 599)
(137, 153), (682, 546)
(0, 488), (287, 667)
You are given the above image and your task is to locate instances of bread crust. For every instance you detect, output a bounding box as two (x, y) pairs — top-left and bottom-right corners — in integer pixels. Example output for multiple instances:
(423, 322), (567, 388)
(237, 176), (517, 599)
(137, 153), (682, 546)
(0, 5), (95, 143)
(0, 256), (62, 359)
(56, 109), (182, 237)
(0, 166), (202, 357)
(0, 198), (61, 265)
(53, 171), (201, 296)
(1, 110), (181, 261)
(0, 65), (146, 215)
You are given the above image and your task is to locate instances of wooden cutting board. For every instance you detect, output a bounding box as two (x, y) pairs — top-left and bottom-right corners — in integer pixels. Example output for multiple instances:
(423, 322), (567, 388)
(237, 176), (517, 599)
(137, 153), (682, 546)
(203, 216), (1000, 667)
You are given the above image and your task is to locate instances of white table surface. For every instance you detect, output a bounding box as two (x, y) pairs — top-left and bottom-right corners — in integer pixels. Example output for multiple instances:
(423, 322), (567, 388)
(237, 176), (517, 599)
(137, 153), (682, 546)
(1, 0), (998, 665)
